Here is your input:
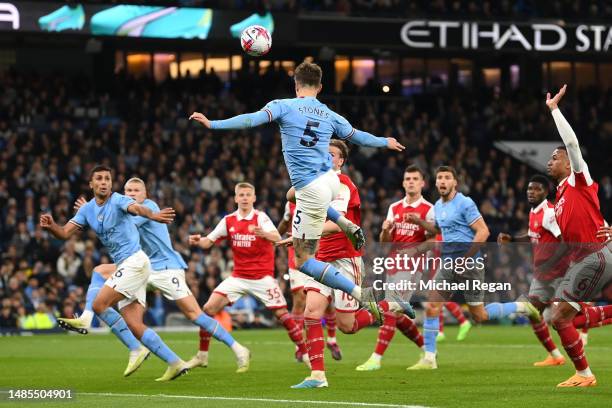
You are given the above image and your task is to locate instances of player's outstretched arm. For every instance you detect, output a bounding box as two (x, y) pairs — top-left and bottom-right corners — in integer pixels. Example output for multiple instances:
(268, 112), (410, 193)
(189, 234), (215, 249)
(346, 129), (405, 151)
(546, 84), (584, 172)
(40, 214), (80, 240)
(127, 203), (175, 224)
(190, 111), (270, 130)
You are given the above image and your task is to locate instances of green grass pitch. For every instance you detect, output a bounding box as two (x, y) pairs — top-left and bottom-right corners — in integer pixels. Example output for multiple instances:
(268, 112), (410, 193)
(1, 325), (612, 407)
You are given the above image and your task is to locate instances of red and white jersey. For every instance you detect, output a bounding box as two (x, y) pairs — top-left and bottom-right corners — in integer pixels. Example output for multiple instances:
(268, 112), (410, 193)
(282, 201), (297, 270)
(386, 196), (435, 243)
(207, 209), (277, 279)
(316, 172), (363, 262)
(554, 162), (605, 260)
(528, 199), (568, 279)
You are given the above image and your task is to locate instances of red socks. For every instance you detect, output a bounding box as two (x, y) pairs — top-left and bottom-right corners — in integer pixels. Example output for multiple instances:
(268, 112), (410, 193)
(553, 320), (588, 371)
(445, 301), (466, 324)
(324, 312), (337, 339)
(396, 314), (424, 348)
(305, 317), (325, 371)
(279, 312), (307, 354)
(350, 309), (376, 333)
(530, 320), (557, 353)
(199, 328), (211, 352)
(374, 312), (397, 355)
(572, 305), (612, 329)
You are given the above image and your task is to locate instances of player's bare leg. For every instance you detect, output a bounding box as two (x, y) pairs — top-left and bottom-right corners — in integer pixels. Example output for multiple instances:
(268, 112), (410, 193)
(529, 299), (565, 367)
(292, 290), (329, 388)
(186, 293), (250, 373)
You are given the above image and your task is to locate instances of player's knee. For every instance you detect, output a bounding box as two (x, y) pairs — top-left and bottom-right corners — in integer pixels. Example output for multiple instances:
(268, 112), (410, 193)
(292, 293), (306, 311)
(202, 303), (219, 316)
(304, 305), (324, 320)
(337, 318), (354, 334)
(92, 298), (107, 315)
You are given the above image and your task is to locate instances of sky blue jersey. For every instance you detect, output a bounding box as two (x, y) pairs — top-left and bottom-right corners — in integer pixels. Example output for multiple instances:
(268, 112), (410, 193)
(434, 192), (483, 257)
(263, 97), (359, 188)
(209, 96), (389, 189)
(69, 193), (140, 264)
(131, 199), (187, 272)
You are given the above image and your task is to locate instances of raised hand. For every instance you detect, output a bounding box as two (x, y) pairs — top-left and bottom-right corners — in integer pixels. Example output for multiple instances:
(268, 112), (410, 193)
(546, 84), (567, 111)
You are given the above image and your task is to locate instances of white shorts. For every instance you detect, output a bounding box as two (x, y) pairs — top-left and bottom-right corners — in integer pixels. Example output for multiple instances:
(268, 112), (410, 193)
(292, 170), (340, 240)
(214, 275), (287, 309)
(105, 250), (151, 309)
(289, 268), (309, 292)
(305, 257), (363, 313)
(148, 269), (192, 301)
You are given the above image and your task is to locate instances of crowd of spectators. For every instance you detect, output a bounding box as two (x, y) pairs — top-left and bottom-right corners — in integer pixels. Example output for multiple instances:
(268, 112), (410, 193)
(1, 63), (610, 330)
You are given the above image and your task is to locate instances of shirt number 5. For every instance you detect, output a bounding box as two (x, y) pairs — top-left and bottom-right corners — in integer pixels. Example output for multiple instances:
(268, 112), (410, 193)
(300, 121), (320, 147)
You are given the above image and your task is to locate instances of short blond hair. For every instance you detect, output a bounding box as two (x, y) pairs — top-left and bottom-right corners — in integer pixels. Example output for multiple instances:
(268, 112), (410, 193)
(235, 182), (255, 194)
(125, 177), (146, 187)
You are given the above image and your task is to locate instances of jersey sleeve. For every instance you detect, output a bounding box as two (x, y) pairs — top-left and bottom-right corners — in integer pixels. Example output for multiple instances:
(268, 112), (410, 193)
(331, 112), (356, 140)
(132, 200), (159, 227)
(258, 212), (278, 233)
(206, 217), (228, 241)
(69, 205), (88, 229)
(463, 197), (483, 226)
(262, 100), (288, 123)
(568, 159), (594, 187)
(425, 206), (436, 224)
(386, 205), (395, 222)
(329, 183), (351, 214)
(115, 194), (137, 213)
(542, 207), (562, 238)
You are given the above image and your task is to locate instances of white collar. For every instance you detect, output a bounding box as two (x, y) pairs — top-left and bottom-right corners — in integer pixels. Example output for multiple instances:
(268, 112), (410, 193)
(403, 196), (424, 208)
(236, 209), (255, 221)
(531, 200), (548, 214)
(335, 169), (341, 175)
(558, 176), (568, 187)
